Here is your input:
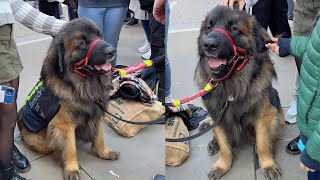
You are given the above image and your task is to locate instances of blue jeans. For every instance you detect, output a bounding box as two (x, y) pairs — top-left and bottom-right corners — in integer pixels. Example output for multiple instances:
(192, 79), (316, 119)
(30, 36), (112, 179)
(78, 6), (127, 66)
(308, 171), (320, 180)
(141, 20), (150, 42)
(165, 0), (171, 98)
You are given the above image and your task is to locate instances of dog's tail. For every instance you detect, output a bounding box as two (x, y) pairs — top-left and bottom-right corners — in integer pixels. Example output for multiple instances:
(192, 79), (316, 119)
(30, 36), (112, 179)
(198, 116), (213, 131)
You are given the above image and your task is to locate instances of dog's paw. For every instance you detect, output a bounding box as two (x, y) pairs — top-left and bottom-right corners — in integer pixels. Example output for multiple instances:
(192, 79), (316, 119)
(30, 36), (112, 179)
(207, 138), (219, 156)
(100, 150), (120, 160)
(199, 117), (213, 131)
(64, 171), (80, 180)
(261, 164), (282, 180)
(208, 167), (228, 180)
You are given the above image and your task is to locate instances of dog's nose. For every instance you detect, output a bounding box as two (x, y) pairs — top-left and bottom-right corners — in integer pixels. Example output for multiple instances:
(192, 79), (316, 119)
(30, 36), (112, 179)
(204, 37), (218, 50)
(104, 46), (116, 58)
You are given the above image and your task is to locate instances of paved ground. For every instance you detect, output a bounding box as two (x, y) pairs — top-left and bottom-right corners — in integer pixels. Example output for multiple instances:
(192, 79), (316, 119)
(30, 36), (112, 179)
(166, 0), (305, 180)
(13, 4), (164, 180)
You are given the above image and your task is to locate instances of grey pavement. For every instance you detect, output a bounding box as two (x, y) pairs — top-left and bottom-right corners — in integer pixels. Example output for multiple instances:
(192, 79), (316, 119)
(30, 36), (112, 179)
(166, 0), (304, 180)
(13, 5), (164, 180)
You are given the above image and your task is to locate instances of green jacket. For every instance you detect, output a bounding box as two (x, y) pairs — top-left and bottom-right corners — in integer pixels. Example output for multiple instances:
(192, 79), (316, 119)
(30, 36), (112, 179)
(290, 16), (320, 170)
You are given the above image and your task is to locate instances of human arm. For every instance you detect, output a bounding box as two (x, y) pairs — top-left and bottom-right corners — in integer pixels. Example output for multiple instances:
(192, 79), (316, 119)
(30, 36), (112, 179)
(153, 0), (165, 25)
(219, 0), (245, 10)
(10, 0), (65, 36)
(265, 36), (310, 58)
(300, 121), (320, 171)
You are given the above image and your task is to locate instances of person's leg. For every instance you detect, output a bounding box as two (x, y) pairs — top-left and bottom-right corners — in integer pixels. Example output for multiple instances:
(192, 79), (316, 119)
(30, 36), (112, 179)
(285, 72), (299, 124)
(149, 12), (165, 103)
(68, 0), (78, 20)
(0, 79), (26, 180)
(252, 0), (271, 30)
(0, 79), (18, 170)
(308, 170), (320, 180)
(165, 0), (171, 103)
(103, 7), (127, 66)
(287, 0), (294, 20)
(269, 0), (291, 38)
(141, 20), (150, 42)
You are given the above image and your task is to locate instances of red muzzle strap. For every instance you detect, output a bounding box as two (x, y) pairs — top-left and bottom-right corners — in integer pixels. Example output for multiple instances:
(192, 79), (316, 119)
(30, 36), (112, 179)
(74, 39), (103, 77)
(212, 28), (247, 56)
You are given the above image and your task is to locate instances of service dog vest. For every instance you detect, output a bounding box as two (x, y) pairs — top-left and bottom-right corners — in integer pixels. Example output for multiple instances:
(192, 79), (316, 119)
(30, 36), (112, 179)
(22, 80), (60, 132)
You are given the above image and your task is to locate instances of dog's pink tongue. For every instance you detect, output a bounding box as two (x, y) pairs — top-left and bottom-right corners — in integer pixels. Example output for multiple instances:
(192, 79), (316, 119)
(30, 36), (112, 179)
(208, 58), (227, 68)
(94, 63), (111, 71)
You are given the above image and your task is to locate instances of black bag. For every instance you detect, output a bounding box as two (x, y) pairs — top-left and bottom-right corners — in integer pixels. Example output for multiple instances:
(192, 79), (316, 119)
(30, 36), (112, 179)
(139, 0), (154, 12)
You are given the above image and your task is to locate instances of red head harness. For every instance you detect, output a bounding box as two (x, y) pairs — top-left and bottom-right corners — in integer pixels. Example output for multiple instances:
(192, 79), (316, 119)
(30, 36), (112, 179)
(73, 39), (103, 77)
(209, 28), (250, 81)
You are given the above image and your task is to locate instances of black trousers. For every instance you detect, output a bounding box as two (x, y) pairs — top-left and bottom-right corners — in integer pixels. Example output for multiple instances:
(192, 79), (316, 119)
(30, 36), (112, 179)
(252, 0), (291, 38)
(149, 12), (165, 103)
(38, 0), (60, 19)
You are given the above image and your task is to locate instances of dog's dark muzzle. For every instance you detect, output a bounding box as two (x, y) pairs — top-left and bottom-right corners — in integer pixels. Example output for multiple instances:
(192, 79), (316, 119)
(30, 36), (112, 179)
(88, 40), (115, 65)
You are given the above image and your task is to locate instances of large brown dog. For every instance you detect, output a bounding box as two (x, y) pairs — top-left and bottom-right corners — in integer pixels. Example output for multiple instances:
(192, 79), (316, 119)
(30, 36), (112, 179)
(17, 19), (119, 180)
(196, 6), (285, 180)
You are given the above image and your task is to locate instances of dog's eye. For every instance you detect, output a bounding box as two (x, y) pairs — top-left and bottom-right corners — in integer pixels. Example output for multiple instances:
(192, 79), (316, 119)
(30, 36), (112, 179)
(81, 40), (87, 45)
(97, 32), (102, 37)
(230, 25), (239, 31)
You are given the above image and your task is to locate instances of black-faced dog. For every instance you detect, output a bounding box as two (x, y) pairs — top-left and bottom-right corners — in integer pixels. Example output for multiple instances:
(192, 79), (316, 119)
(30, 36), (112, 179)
(17, 19), (119, 180)
(196, 6), (285, 180)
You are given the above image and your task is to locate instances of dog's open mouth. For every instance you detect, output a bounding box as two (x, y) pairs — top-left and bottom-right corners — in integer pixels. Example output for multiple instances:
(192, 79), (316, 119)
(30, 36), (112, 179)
(208, 58), (228, 69)
(94, 63), (112, 72)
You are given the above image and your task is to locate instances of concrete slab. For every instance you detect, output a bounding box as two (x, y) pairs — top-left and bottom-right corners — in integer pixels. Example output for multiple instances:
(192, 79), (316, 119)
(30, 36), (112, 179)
(23, 155), (92, 180)
(166, 143), (255, 180)
(256, 140), (306, 180)
(14, 132), (46, 162)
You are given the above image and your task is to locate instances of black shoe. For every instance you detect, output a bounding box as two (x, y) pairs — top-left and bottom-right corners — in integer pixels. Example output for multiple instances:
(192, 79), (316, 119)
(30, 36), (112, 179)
(0, 166), (26, 180)
(12, 145), (31, 173)
(153, 174), (165, 180)
(125, 18), (139, 28)
(124, 16), (131, 23)
(286, 135), (301, 155)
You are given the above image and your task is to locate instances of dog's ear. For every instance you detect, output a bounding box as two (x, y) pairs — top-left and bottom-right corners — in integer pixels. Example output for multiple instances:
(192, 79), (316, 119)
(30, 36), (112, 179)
(253, 21), (272, 53)
(54, 34), (65, 73)
(41, 33), (65, 80)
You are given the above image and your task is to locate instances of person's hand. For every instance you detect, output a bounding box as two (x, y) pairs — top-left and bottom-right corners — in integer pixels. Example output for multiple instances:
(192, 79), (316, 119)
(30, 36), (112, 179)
(219, 0), (245, 10)
(153, 0), (165, 25)
(265, 37), (279, 55)
(300, 162), (316, 172)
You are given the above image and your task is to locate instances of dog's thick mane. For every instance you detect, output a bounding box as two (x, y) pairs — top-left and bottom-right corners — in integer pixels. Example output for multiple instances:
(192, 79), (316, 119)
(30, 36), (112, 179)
(195, 7), (278, 144)
(40, 25), (112, 138)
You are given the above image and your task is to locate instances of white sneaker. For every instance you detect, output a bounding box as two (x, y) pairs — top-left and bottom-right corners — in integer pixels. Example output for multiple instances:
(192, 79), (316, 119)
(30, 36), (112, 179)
(141, 49), (151, 59)
(289, 20), (294, 29)
(138, 40), (150, 53)
(285, 100), (297, 124)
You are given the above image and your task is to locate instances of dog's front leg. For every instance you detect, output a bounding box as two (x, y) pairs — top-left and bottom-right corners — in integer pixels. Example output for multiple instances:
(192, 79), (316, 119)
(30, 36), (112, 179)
(92, 120), (120, 160)
(47, 110), (79, 180)
(255, 105), (282, 180)
(208, 125), (233, 180)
